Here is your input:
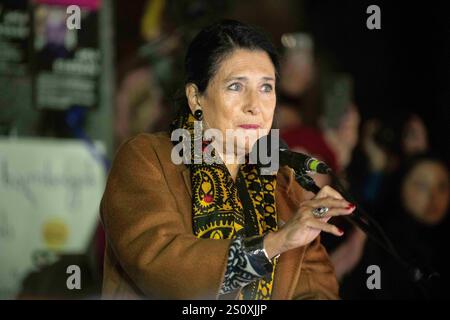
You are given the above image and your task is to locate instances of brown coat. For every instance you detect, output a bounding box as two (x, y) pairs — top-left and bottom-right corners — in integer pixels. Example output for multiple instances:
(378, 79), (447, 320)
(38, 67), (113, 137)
(100, 132), (339, 300)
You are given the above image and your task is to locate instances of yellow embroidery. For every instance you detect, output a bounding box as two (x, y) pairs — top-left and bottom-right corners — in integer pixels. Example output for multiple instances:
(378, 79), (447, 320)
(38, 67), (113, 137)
(172, 110), (278, 300)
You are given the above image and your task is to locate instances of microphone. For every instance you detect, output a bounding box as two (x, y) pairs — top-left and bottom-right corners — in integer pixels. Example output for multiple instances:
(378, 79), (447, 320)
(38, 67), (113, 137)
(278, 140), (332, 174)
(251, 133), (332, 174)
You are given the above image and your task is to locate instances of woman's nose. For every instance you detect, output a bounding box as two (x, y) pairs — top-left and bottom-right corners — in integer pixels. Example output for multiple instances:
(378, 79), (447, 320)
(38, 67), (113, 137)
(243, 90), (261, 115)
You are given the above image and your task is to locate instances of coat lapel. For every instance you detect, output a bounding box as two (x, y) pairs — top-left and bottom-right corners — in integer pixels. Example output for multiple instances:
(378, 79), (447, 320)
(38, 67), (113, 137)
(182, 167), (191, 197)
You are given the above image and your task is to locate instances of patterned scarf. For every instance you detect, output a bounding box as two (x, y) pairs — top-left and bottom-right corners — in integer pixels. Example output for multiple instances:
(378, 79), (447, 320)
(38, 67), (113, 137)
(170, 108), (279, 300)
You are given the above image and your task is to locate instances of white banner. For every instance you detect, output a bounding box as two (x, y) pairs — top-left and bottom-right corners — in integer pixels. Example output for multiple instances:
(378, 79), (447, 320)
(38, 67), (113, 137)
(0, 138), (106, 299)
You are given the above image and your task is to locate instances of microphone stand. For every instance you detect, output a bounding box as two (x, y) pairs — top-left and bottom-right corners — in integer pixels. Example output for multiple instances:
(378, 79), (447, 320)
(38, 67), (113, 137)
(292, 168), (439, 299)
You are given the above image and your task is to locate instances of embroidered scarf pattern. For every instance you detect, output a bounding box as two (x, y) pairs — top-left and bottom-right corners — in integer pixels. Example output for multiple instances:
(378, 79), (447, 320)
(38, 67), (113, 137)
(170, 108), (278, 300)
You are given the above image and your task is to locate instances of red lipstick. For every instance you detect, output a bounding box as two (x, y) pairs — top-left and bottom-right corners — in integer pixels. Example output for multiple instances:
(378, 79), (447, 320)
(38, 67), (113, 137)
(238, 124), (260, 129)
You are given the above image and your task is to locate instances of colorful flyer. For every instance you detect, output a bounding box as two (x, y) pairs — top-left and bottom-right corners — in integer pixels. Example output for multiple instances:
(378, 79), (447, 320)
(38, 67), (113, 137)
(32, 0), (101, 110)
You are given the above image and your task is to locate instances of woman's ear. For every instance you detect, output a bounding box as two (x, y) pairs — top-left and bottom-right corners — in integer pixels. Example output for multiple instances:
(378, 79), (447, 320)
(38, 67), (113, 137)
(185, 83), (201, 114)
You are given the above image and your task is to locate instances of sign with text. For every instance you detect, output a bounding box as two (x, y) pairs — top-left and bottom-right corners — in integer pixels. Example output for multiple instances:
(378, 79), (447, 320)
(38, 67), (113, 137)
(0, 0), (30, 77)
(0, 138), (105, 299)
(32, 1), (101, 110)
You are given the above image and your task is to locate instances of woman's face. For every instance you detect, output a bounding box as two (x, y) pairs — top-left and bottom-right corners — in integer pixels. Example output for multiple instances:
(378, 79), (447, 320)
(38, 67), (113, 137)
(401, 161), (450, 225)
(194, 49), (277, 157)
(402, 115), (428, 156)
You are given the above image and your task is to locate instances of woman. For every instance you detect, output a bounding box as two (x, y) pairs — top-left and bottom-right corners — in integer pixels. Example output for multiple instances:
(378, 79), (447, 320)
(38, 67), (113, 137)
(100, 20), (355, 300)
(340, 153), (450, 299)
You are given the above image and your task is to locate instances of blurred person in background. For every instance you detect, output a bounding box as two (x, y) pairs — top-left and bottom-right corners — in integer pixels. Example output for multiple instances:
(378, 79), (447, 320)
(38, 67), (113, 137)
(323, 108), (431, 282)
(280, 73), (360, 190)
(320, 74), (360, 174)
(279, 69), (367, 282)
(114, 0), (184, 148)
(347, 111), (430, 223)
(274, 33), (319, 130)
(277, 36), (338, 201)
(281, 126), (338, 199)
(315, 74), (366, 281)
(340, 153), (450, 299)
(115, 61), (166, 147)
(402, 113), (429, 157)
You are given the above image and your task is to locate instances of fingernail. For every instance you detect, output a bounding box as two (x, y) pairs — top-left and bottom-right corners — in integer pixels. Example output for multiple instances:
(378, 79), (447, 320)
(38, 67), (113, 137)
(346, 203), (356, 210)
(338, 228), (344, 235)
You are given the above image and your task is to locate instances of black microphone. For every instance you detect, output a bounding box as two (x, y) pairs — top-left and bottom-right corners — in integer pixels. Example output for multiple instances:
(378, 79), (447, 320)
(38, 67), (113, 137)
(251, 133), (332, 174)
(278, 140), (332, 174)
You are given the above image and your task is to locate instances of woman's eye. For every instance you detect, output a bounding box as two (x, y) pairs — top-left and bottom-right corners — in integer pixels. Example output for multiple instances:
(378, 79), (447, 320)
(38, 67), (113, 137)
(228, 83), (242, 91)
(261, 84), (273, 92)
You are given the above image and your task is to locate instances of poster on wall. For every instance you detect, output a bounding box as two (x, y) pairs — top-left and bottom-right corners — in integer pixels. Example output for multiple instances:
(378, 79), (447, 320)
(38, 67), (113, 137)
(0, 0), (30, 77)
(31, 0), (101, 110)
(0, 0), (31, 130)
(0, 138), (106, 299)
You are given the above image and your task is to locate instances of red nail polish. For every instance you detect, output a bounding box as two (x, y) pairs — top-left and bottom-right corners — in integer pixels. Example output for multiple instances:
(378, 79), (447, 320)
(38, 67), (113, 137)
(338, 228), (344, 235)
(347, 203), (356, 209)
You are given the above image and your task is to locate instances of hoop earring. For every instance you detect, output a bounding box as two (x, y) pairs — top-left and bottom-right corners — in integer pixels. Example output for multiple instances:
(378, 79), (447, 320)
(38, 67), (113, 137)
(194, 106), (203, 121)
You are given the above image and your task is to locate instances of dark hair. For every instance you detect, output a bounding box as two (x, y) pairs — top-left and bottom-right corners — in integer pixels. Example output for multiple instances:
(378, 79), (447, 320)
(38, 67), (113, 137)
(400, 153), (449, 183)
(390, 152), (450, 205)
(381, 152), (450, 222)
(184, 19), (280, 94)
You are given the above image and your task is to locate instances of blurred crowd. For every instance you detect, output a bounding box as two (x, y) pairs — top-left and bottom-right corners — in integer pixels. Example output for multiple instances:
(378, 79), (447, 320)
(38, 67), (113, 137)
(273, 34), (450, 299)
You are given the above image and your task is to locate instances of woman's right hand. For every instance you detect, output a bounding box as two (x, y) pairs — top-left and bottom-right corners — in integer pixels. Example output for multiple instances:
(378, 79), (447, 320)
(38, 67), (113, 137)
(264, 185), (355, 258)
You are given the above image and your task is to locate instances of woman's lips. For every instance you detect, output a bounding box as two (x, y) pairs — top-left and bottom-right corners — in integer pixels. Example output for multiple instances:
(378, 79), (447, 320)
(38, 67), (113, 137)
(238, 124), (261, 129)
